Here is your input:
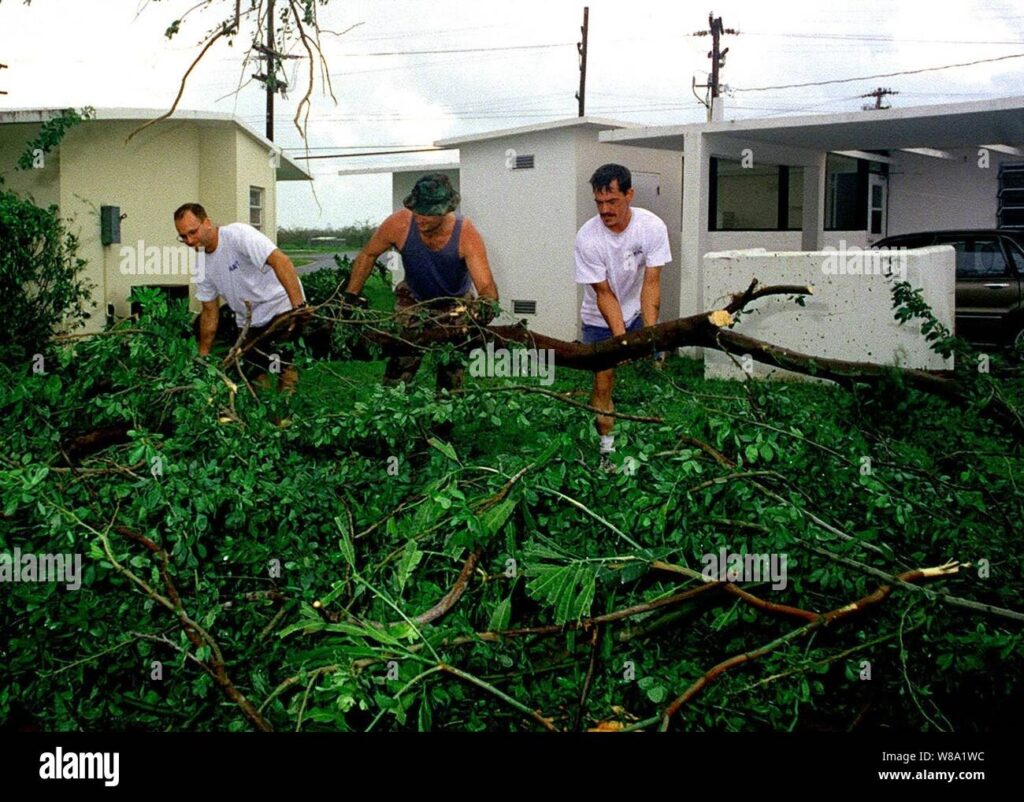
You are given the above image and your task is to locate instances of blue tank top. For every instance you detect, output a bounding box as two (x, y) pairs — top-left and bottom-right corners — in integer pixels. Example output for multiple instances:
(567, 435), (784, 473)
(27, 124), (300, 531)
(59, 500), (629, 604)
(399, 215), (473, 301)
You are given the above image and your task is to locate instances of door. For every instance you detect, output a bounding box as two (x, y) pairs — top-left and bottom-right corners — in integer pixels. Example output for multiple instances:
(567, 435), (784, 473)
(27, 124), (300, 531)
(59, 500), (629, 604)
(867, 174), (887, 243)
(935, 234), (1022, 345)
(632, 171), (662, 218)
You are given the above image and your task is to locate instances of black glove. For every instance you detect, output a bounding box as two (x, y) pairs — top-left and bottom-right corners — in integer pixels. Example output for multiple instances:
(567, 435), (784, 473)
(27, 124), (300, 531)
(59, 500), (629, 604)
(470, 299), (499, 326)
(341, 292), (370, 319)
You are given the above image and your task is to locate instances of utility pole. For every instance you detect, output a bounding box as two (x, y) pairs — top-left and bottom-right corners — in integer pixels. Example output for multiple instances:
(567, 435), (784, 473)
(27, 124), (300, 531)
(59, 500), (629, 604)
(251, 0), (299, 142)
(253, 0), (301, 141)
(576, 7), (589, 117)
(861, 87), (898, 110)
(693, 12), (739, 121)
(266, 0), (275, 140)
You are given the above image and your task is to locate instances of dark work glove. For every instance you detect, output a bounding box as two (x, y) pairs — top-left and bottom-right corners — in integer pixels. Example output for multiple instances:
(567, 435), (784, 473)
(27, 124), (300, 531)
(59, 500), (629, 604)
(470, 299), (499, 326)
(341, 292), (370, 319)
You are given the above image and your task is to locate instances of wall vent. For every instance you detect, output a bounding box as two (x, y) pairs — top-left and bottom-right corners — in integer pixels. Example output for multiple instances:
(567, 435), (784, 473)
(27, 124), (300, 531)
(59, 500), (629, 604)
(512, 300), (537, 315)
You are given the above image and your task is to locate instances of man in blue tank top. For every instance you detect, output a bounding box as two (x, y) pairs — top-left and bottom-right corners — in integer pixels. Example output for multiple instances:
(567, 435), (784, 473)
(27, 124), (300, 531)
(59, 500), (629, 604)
(345, 174), (499, 390)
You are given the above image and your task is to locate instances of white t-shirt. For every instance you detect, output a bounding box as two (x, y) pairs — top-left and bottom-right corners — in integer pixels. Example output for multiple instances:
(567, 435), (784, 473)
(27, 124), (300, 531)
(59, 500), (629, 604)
(574, 207), (672, 328)
(194, 223), (298, 328)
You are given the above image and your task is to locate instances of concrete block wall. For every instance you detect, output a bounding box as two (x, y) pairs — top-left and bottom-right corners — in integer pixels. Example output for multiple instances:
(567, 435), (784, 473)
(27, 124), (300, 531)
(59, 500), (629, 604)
(702, 245), (956, 381)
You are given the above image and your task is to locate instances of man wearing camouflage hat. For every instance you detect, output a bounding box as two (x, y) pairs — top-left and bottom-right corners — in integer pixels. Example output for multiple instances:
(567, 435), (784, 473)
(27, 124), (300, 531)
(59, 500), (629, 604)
(345, 173), (499, 390)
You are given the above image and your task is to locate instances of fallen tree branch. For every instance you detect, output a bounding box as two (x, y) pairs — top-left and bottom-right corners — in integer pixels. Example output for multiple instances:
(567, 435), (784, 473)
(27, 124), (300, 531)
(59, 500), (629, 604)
(657, 561), (962, 730)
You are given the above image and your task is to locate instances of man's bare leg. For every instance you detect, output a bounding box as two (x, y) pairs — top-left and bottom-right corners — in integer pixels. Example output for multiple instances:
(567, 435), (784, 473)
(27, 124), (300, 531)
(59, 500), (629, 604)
(277, 366), (299, 395)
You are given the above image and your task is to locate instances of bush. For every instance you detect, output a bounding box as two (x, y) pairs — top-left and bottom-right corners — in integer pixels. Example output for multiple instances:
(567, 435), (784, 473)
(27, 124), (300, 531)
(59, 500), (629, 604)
(0, 188), (94, 366)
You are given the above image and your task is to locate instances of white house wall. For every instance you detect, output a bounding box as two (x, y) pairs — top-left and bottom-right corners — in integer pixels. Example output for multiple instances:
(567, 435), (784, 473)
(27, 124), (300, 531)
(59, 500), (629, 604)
(391, 168), (460, 215)
(456, 130), (579, 341)
(0, 122), (62, 208)
(233, 128), (279, 240)
(57, 120), (204, 332)
(888, 147), (1018, 234)
(703, 245), (955, 381)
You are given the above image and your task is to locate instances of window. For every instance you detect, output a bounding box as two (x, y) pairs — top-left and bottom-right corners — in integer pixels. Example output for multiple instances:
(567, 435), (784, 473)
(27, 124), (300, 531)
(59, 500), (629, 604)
(998, 163), (1024, 229)
(710, 159), (803, 231)
(937, 237), (1010, 278)
(1005, 240), (1024, 275)
(250, 186), (265, 231)
(825, 154), (866, 230)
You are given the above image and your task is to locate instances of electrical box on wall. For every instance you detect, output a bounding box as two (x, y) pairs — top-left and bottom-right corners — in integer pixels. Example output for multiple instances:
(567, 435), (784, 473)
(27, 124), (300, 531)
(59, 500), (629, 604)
(100, 205), (121, 246)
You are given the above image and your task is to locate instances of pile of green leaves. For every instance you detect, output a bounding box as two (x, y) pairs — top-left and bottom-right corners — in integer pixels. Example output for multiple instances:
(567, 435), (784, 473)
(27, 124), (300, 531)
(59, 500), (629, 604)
(1, 291), (1022, 732)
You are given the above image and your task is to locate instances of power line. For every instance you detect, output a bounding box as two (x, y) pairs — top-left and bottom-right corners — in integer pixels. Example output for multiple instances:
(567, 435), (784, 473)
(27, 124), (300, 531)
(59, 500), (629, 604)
(735, 51), (1024, 91)
(292, 147), (451, 160)
(741, 32), (1024, 45)
(336, 42), (573, 57)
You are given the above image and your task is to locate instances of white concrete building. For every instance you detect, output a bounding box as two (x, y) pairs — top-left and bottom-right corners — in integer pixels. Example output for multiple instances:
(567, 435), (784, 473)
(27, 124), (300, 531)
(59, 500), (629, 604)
(435, 118), (683, 341)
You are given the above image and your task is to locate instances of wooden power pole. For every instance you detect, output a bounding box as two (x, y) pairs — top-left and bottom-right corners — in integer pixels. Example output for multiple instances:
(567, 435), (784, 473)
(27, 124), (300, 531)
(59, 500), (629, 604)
(266, 0), (275, 140)
(576, 7), (589, 117)
(693, 12), (738, 121)
(253, 0), (301, 141)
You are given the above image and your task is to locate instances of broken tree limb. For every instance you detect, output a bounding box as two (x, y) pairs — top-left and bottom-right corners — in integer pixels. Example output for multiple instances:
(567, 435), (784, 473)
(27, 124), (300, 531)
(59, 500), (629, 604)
(656, 561), (963, 731)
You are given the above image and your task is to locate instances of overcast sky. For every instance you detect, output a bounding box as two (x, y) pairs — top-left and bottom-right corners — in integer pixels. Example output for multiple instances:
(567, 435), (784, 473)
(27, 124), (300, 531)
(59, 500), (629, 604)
(2, 0), (1023, 228)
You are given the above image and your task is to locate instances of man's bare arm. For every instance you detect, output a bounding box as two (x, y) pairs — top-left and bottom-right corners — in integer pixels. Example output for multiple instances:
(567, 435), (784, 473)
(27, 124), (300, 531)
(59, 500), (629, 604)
(459, 218), (499, 301)
(640, 265), (662, 327)
(197, 299), (220, 356)
(267, 249), (305, 308)
(592, 280), (626, 336)
(346, 213), (404, 296)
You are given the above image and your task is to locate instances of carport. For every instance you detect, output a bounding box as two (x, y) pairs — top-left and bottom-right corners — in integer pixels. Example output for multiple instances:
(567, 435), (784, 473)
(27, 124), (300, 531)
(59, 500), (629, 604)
(599, 95), (1024, 320)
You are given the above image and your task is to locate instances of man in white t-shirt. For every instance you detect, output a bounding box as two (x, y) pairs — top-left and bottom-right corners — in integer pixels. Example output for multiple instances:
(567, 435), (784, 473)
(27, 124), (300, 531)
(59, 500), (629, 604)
(174, 203), (308, 391)
(574, 164), (671, 470)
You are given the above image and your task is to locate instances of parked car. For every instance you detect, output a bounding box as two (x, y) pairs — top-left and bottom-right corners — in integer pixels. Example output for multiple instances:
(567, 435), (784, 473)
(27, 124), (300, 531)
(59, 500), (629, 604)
(871, 229), (1024, 348)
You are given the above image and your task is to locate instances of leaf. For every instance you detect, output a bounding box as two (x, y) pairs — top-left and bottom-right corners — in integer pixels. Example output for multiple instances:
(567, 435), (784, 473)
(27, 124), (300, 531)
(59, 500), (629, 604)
(396, 540), (423, 594)
(525, 561), (597, 625)
(427, 437), (460, 463)
(418, 689), (433, 732)
(335, 516), (356, 569)
(479, 498), (516, 540)
(646, 685), (667, 704)
(488, 595), (512, 631)
(588, 720), (625, 732)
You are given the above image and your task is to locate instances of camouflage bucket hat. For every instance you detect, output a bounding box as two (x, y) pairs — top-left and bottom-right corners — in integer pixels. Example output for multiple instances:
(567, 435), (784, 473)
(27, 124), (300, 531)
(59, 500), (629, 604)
(403, 173), (460, 216)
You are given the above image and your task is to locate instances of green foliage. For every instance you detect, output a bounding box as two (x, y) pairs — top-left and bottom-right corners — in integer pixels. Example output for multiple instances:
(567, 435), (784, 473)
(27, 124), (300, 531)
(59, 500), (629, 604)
(17, 107), (94, 170)
(0, 188), (94, 366)
(1, 295), (1022, 733)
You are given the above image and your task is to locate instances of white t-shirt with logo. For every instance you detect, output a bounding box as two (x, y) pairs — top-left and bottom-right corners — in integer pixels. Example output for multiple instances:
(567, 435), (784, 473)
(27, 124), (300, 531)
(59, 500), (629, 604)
(574, 207), (672, 328)
(194, 223), (297, 328)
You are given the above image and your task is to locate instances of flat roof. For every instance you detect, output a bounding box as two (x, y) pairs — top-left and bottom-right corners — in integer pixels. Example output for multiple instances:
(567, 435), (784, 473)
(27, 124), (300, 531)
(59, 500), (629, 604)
(600, 95), (1024, 152)
(0, 107), (312, 180)
(336, 161), (460, 177)
(435, 116), (637, 147)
